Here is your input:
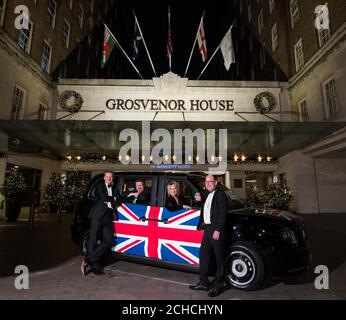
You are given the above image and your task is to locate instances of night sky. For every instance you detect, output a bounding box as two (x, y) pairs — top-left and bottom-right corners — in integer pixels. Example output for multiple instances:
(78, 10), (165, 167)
(118, 0), (230, 79)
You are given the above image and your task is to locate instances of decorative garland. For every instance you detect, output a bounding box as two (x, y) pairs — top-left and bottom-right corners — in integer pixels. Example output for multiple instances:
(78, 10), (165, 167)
(254, 92), (277, 114)
(60, 91), (84, 113)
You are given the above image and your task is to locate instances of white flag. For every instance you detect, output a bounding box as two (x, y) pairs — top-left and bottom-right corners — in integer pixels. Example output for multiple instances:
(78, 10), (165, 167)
(220, 28), (235, 71)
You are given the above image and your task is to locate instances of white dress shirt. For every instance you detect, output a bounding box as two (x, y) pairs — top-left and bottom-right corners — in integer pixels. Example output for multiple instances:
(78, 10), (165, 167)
(105, 183), (113, 209)
(203, 190), (216, 224)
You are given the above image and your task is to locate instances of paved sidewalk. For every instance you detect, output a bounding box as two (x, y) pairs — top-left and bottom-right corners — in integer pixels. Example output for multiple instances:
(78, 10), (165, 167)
(0, 213), (346, 300)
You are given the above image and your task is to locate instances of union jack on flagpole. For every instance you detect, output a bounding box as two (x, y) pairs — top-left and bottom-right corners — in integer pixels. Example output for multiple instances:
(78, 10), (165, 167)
(167, 6), (173, 71)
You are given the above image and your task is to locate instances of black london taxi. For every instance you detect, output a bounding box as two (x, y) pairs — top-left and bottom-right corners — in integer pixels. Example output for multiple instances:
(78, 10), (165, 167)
(71, 172), (311, 291)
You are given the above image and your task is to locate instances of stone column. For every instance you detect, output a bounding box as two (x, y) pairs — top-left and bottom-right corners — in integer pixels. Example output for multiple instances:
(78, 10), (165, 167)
(279, 151), (319, 214)
(0, 157), (7, 220)
(225, 171), (231, 189)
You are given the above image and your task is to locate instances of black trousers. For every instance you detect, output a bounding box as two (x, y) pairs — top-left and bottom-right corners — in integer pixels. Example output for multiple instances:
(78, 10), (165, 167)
(199, 226), (225, 289)
(87, 210), (114, 266)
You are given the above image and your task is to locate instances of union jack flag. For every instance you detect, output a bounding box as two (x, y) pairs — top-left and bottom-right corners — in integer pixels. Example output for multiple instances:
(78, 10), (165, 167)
(113, 204), (203, 265)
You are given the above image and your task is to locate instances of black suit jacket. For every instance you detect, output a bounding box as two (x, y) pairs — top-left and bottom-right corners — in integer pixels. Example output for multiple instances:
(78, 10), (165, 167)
(197, 188), (228, 234)
(165, 194), (187, 212)
(127, 187), (151, 205)
(88, 181), (122, 220)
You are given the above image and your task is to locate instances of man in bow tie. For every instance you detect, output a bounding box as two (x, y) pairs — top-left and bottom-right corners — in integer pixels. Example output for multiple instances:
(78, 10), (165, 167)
(82, 171), (122, 276)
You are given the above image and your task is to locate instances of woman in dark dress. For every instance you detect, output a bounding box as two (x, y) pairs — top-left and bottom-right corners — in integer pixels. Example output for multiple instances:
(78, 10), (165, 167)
(165, 180), (192, 212)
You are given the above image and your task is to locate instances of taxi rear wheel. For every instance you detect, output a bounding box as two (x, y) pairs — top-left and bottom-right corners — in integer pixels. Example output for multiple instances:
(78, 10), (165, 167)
(225, 243), (265, 291)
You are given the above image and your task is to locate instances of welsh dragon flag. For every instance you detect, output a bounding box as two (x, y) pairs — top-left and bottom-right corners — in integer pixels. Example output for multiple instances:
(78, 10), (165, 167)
(101, 25), (116, 68)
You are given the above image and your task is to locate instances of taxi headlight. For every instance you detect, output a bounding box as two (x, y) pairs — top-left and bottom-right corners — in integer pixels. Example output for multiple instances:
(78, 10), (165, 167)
(281, 228), (298, 245)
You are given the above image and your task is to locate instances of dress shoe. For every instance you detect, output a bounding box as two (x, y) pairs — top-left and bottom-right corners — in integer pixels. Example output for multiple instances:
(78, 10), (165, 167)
(189, 283), (209, 291)
(208, 287), (224, 298)
(92, 266), (105, 275)
(80, 260), (91, 276)
(92, 269), (105, 275)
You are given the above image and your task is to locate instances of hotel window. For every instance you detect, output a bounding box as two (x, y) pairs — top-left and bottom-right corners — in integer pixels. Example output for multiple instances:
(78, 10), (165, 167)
(318, 27), (331, 48)
(0, 0), (7, 27)
(324, 78), (339, 118)
(299, 99), (309, 122)
(271, 23), (278, 52)
(76, 39), (81, 64)
(18, 20), (33, 54)
(41, 40), (52, 73)
(47, 0), (56, 29)
(59, 61), (67, 78)
(260, 44), (266, 70)
(269, 0), (275, 14)
(63, 19), (70, 48)
(233, 179), (243, 189)
(11, 86), (25, 120)
(248, 3), (252, 22)
(78, 4), (84, 29)
(294, 38), (304, 72)
(37, 103), (48, 120)
(67, 0), (73, 10)
(290, 0), (300, 29)
(258, 9), (264, 35)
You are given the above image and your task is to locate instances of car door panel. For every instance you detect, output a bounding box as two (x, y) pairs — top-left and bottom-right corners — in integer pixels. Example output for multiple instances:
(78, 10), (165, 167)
(113, 204), (161, 259)
(157, 207), (203, 265)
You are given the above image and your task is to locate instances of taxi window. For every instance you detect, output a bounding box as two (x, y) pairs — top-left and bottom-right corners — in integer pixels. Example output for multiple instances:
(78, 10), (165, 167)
(121, 177), (153, 206)
(164, 178), (200, 208)
(88, 176), (118, 200)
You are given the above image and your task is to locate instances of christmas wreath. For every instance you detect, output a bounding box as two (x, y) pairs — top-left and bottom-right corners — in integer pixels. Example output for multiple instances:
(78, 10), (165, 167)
(60, 91), (84, 113)
(254, 92), (277, 114)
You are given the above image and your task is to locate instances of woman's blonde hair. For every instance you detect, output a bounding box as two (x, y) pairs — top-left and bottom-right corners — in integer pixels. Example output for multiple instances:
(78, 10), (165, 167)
(167, 180), (179, 195)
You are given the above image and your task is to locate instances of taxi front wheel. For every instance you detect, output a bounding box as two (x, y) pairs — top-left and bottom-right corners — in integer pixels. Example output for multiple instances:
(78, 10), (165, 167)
(225, 243), (265, 291)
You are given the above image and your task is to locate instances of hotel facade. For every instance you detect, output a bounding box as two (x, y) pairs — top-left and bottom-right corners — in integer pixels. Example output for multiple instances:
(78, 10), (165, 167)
(0, 0), (345, 218)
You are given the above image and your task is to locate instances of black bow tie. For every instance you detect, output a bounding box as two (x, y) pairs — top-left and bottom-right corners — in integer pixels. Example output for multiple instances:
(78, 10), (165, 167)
(107, 184), (112, 188)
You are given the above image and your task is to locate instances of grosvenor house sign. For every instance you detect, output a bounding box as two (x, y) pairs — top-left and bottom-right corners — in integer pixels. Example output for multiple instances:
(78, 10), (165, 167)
(54, 72), (292, 122)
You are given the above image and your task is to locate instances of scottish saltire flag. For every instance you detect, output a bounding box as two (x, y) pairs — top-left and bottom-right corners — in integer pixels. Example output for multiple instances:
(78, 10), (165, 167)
(113, 204), (203, 265)
(132, 19), (142, 61)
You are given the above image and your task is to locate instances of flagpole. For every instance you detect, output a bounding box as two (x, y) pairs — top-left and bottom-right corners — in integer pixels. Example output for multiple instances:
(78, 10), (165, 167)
(168, 6), (172, 72)
(184, 12), (205, 78)
(197, 23), (234, 80)
(103, 23), (144, 79)
(132, 10), (157, 77)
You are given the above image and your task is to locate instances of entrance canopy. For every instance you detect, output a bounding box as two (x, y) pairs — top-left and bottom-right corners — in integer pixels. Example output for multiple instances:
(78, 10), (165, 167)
(0, 120), (345, 161)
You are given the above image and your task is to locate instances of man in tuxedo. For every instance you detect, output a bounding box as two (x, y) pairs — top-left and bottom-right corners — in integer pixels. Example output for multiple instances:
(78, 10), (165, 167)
(126, 179), (151, 205)
(189, 174), (228, 297)
(82, 172), (121, 276)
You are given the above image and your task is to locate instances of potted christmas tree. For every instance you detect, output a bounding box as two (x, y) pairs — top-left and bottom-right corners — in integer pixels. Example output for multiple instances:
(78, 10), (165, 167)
(42, 172), (66, 222)
(1, 167), (27, 222)
(259, 183), (294, 211)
